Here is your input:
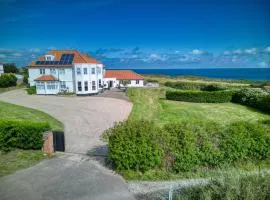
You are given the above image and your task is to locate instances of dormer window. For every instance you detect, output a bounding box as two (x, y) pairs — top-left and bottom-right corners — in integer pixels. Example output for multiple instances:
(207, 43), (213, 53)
(45, 55), (54, 61)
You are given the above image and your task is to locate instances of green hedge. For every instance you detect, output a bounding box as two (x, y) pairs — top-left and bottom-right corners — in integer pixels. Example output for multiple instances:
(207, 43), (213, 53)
(166, 90), (234, 103)
(0, 120), (50, 151)
(164, 81), (209, 90)
(107, 120), (165, 172)
(232, 88), (270, 113)
(107, 120), (270, 173)
(0, 73), (17, 88)
(27, 86), (36, 95)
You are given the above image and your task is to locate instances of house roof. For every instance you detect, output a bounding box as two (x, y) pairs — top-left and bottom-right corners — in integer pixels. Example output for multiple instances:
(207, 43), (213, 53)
(35, 75), (57, 81)
(29, 50), (101, 67)
(104, 70), (144, 80)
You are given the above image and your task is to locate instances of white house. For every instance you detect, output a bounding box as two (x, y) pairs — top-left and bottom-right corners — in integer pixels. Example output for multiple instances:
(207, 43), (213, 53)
(28, 50), (104, 95)
(104, 70), (144, 88)
(0, 63), (3, 75)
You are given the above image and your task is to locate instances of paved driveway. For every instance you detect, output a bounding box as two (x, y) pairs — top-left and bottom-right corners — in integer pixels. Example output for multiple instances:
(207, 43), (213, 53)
(0, 89), (132, 154)
(0, 89), (135, 200)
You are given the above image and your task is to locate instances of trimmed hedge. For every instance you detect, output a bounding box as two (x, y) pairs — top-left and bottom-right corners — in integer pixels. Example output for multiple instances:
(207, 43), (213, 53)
(164, 81), (209, 90)
(166, 90), (234, 103)
(0, 73), (17, 88)
(0, 120), (50, 151)
(107, 120), (270, 173)
(232, 88), (270, 113)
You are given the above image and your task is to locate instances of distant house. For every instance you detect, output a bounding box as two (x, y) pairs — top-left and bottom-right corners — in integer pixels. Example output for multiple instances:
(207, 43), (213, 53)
(0, 63), (3, 75)
(104, 70), (144, 88)
(28, 50), (104, 95)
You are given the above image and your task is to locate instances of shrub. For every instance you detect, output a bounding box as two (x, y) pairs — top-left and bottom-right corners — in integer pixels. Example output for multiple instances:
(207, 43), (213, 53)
(232, 88), (270, 113)
(27, 86), (36, 95)
(0, 73), (17, 88)
(174, 173), (270, 200)
(108, 120), (165, 172)
(166, 90), (234, 103)
(0, 120), (50, 151)
(220, 121), (270, 162)
(164, 81), (206, 90)
(201, 84), (226, 91)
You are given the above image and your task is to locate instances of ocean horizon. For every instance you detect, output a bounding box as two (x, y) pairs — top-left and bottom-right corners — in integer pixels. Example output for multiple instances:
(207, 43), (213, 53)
(119, 68), (270, 81)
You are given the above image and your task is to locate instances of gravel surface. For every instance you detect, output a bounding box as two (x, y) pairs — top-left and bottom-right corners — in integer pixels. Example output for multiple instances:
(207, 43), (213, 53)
(0, 89), (132, 154)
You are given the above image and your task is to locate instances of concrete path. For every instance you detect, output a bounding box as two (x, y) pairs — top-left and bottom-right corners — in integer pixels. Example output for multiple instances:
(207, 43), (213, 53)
(0, 89), (132, 154)
(0, 154), (134, 200)
(0, 89), (135, 200)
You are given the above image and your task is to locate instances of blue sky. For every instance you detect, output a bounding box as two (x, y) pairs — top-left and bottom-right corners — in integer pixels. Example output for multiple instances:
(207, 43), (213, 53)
(0, 0), (269, 68)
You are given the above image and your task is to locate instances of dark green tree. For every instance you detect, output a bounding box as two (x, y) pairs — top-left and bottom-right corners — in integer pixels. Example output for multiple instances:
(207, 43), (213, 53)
(3, 63), (19, 73)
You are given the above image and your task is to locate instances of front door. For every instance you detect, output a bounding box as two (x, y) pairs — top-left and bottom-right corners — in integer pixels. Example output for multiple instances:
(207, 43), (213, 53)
(109, 80), (113, 88)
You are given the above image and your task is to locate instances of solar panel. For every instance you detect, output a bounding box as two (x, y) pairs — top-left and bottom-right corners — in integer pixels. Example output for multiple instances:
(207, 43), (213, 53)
(36, 61), (41, 65)
(60, 54), (74, 64)
(40, 61), (45, 65)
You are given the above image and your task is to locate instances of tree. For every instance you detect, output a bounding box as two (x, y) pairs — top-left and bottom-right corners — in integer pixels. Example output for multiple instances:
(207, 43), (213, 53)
(3, 63), (19, 73)
(21, 67), (29, 85)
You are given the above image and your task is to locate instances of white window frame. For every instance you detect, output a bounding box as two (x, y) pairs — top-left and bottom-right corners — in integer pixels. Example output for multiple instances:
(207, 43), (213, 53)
(40, 68), (45, 74)
(77, 67), (81, 75)
(92, 81), (96, 90)
(60, 81), (66, 89)
(78, 81), (82, 91)
(84, 81), (88, 91)
(136, 80), (140, 84)
(91, 68), (95, 75)
(83, 68), (88, 75)
(97, 67), (101, 74)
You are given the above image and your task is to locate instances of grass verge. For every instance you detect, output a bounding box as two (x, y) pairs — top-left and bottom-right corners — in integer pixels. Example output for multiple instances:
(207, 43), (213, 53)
(0, 101), (64, 131)
(0, 149), (49, 177)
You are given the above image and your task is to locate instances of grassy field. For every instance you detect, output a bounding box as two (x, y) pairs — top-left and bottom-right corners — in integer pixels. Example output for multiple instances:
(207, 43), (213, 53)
(0, 150), (49, 177)
(0, 101), (64, 131)
(127, 87), (270, 126)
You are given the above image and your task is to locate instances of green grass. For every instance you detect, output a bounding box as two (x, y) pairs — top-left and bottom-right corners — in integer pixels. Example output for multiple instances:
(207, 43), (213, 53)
(127, 87), (270, 126)
(159, 101), (270, 125)
(0, 101), (64, 131)
(0, 149), (49, 177)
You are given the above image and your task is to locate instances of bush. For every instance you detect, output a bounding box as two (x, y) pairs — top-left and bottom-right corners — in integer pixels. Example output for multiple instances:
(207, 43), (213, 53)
(220, 121), (270, 162)
(0, 73), (17, 88)
(166, 90), (234, 103)
(174, 173), (270, 200)
(3, 63), (18, 73)
(107, 120), (165, 172)
(201, 84), (226, 91)
(27, 86), (36, 95)
(0, 120), (50, 151)
(232, 88), (270, 113)
(164, 81), (207, 90)
(107, 120), (270, 174)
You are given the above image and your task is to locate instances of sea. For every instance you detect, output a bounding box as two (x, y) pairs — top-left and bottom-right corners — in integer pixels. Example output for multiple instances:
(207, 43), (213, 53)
(131, 68), (270, 81)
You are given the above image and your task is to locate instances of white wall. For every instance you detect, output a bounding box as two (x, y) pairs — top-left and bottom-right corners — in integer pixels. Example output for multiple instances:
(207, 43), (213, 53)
(29, 67), (74, 94)
(0, 64), (3, 75)
(104, 79), (144, 88)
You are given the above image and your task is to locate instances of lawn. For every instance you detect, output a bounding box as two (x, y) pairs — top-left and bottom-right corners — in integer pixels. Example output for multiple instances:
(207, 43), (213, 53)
(0, 101), (64, 131)
(127, 87), (270, 125)
(0, 149), (49, 177)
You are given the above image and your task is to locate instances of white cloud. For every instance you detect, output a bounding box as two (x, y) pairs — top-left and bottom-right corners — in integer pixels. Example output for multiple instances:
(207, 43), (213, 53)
(223, 51), (231, 55)
(233, 49), (243, 54)
(265, 46), (270, 53)
(12, 53), (22, 57)
(258, 61), (267, 67)
(244, 48), (256, 54)
(0, 54), (7, 59)
(29, 48), (40, 53)
(191, 49), (204, 55)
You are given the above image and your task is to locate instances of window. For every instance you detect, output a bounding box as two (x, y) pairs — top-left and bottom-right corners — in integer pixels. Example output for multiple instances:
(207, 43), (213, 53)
(97, 67), (101, 74)
(60, 81), (66, 89)
(40, 68), (45, 74)
(36, 82), (45, 90)
(59, 69), (65, 75)
(136, 80), (140, 84)
(84, 81), (88, 91)
(98, 79), (102, 87)
(91, 68), (95, 74)
(128, 80), (131, 84)
(92, 81), (96, 90)
(50, 68), (56, 74)
(77, 67), (81, 75)
(47, 82), (57, 90)
(83, 68), (88, 75)
(78, 81), (82, 91)
(46, 56), (51, 61)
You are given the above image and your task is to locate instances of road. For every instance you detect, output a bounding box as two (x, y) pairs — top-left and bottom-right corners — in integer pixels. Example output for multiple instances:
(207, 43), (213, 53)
(0, 89), (135, 200)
